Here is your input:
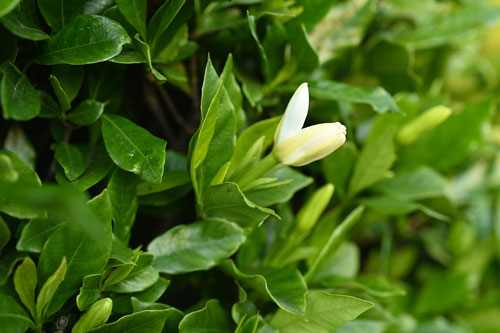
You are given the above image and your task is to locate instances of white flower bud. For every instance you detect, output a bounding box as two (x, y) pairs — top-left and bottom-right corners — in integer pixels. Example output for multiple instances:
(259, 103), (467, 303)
(274, 83), (347, 166)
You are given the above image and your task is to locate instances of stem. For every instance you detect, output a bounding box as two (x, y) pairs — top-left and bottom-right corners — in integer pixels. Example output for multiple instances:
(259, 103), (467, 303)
(237, 152), (279, 191)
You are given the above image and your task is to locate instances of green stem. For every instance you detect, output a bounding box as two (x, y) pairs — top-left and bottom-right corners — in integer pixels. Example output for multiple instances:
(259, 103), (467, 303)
(237, 152), (279, 191)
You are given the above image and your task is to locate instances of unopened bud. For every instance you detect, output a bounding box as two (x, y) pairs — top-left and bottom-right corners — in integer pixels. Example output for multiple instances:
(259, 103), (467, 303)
(72, 298), (112, 333)
(397, 105), (452, 145)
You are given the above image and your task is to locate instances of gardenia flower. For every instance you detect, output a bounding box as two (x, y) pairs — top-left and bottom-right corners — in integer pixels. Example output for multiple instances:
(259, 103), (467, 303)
(274, 83), (347, 166)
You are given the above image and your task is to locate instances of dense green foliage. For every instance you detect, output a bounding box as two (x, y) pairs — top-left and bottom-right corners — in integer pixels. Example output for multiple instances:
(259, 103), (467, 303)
(1, 0), (500, 332)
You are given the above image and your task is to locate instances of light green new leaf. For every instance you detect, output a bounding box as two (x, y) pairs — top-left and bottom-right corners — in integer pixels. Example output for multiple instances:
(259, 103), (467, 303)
(101, 114), (166, 184)
(3, 127), (36, 170)
(0, 0), (49, 40)
(133, 34), (167, 83)
(0, 289), (32, 333)
(349, 114), (399, 196)
(36, 15), (131, 65)
(179, 299), (233, 333)
(106, 253), (158, 293)
(0, 150), (45, 219)
(87, 309), (173, 333)
(49, 74), (71, 112)
(76, 274), (101, 312)
(220, 260), (307, 317)
(221, 54), (245, 132)
(67, 99), (105, 125)
(36, 257), (67, 323)
(72, 298), (113, 333)
(0, 62), (40, 120)
(203, 183), (276, 228)
(0, 0), (19, 17)
(116, 0), (147, 37)
(148, 219), (246, 274)
(13, 257), (37, 318)
(37, 190), (112, 317)
(307, 80), (401, 114)
(108, 168), (138, 242)
(270, 291), (373, 333)
(54, 142), (86, 181)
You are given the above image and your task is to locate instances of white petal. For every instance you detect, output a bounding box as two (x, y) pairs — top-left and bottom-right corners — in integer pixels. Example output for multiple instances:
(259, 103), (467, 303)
(275, 82), (309, 145)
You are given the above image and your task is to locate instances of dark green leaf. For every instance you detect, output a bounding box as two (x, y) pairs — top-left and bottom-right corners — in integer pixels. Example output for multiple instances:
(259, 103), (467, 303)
(0, 0), (49, 40)
(76, 274), (101, 311)
(0, 216), (10, 254)
(54, 142), (86, 181)
(116, 0), (146, 37)
(102, 114), (166, 184)
(147, 0), (186, 54)
(179, 299), (233, 333)
(108, 168), (138, 242)
(17, 217), (63, 253)
(87, 309), (173, 333)
(106, 253), (158, 293)
(67, 99), (105, 125)
(0, 289), (32, 333)
(148, 219), (246, 274)
(36, 15), (131, 65)
(0, 253), (26, 286)
(0, 62), (40, 120)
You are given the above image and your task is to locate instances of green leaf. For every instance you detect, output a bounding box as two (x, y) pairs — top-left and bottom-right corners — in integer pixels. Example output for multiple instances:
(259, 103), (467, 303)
(72, 298), (113, 333)
(0, 216), (10, 254)
(35, 15), (131, 65)
(87, 309), (173, 333)
(113, 277), (170, 314)
(0, 62), (40, 120)
(37, 90), (60, 119)
(37, 190), (112, 317)
(0, 150), (45, 219)
(13, 257), (37, 318)
(147, 0), (186, 54)
(102, 114), (167, 184)
(307, 80), (400, 114)
(221, 54), (245, 133)
(203, 183), (276, 228)
(51, 64), (84, 105)
(287, 22), (319, 72)
(36, 257), (67, 323)
(148, 219), (246, 274)
(372, 167), (447, 200)
(336, 320), (385, 333)
(415, 272), (468, 315)
(37, 0), (113, 31)
(108, 168), (138, 242)
(179, 299), (233, 333)
(49, 74), (71, 112)
(133, 34), (167, 83)
(348, 114), (399, 196)
(116, 0), (146, 37)
(220, 260), (307, 316)
(106, 253), (159, 293)
(270, 291), (373, 333)
(67, 99), (105, 125)
(397, 100), (492, 171)
(76, 274), (101, 311)
(3, 127), (36, 170)
(0, 0), (19, 17)
(0, 253), (26, 286)
(0, 0), (49, 40)
(321, 142), (358, 198)
(54, 142), (86, 181)
(245, 167), (313, 207)
(0, 289), (32, 333)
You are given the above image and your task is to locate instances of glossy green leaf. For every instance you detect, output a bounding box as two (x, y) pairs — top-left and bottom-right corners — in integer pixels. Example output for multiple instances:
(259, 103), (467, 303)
(36, 15), (131, 65)
(270, 291), (373, 333)
(49, 74), (71, 112)
(349, 114), (398, 196)
(0, 289), (32, 333)
(0, 62), (40, 120)
(16, 218), (61, 253)
(51, 64), (84, 105)
(54, 142), (86, 181)
(113, 277), (170, 314)
(116, 0), (146, 37)
(108, 168), (138, 242)
(37, 190), (112, 317)
(179, 299), (233, 333)
(203, 183), (275, 228)
(67, 99), (105, 125)
(76, 274), (101, 311)
(220, 260), (307, 316)
(0, 150), (45, 219)
(38, 0), (113, 31)
(106, 253), (158, 293)
(13, 257), (37, 318)
(148, 219), (246, 274)
(101, 114), (167, 184)
(36, 257), (67, 323)
(0, 0), (48, 40)
(87, 309), (173, 333)
(133, 34), (167, 83)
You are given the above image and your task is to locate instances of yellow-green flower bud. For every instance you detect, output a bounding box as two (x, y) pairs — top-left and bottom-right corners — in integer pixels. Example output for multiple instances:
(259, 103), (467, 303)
(274, 83), (347, 166)
(72, 298), (112, 333)
(296, 183), (334, 232)
(397, 105), (452, 145)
